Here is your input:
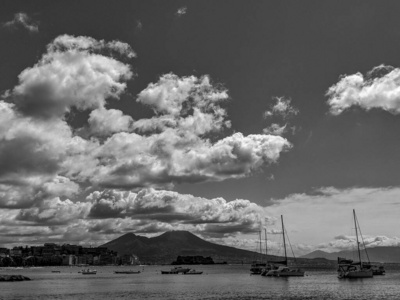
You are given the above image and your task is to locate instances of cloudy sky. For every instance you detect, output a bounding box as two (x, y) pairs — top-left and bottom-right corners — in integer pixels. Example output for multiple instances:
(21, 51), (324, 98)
(1, 0), (400, 256)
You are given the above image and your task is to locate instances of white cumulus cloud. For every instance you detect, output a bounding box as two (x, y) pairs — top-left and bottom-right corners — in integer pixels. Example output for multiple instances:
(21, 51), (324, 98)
(7, 35), (134, 119)
(327, 64), (400, 115)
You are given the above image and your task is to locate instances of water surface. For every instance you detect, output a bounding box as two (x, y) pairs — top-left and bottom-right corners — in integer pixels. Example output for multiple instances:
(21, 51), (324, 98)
(1, 265), (399, 299)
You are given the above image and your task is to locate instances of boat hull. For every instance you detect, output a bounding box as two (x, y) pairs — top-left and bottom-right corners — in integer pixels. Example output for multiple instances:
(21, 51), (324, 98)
(114, 271), (141, 274)
(338, 270), (373, 279)
(265, 270), (305, 277)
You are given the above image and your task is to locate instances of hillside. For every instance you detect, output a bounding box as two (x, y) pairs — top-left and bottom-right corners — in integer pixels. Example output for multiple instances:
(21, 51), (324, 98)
(302, 246), (400, 263)
(102, 231), (281, 264)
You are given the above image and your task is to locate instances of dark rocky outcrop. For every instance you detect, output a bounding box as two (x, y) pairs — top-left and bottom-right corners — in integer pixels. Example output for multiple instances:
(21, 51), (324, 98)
(0, 275), (31, 281)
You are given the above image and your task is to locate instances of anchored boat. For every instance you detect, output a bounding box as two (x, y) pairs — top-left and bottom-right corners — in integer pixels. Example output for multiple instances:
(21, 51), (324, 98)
(184, 269), (203, 275)
(161, 267), (191, 274)
(262, 215), (305, 277)
(250, 230), (268, 275)
(81, 268), (97, 275)
(114, 270), (141, 274)
(337, 209), (373, 279)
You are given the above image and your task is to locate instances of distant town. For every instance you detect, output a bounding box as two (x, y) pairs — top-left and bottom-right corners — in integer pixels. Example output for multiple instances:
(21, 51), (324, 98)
(0, 243), (139, 267)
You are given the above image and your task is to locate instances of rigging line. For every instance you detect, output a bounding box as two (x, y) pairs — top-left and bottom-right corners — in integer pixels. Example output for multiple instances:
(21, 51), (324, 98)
(283, 224), (297, 264)
(355, 212), (370, 263)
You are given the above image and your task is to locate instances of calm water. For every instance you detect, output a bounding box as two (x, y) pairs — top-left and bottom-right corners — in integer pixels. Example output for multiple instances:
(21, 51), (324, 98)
(1, 265), (400, 300)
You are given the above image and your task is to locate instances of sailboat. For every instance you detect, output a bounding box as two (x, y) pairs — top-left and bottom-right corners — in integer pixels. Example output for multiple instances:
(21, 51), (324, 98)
(250, 230), (267, 274)
(263, 215), (305, 277)
(337, 209), (373, 279)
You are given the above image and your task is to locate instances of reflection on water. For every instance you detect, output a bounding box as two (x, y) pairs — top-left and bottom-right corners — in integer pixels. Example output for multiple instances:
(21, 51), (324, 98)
(1, 265), (400, 299)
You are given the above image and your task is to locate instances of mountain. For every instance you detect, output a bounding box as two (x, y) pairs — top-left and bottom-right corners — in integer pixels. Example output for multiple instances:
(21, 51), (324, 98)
(102, 231), (280, 264)
(301, 247), (400, 263)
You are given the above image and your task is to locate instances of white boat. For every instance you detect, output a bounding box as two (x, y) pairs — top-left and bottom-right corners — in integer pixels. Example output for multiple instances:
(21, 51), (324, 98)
(337, 210), (373, 279)
(263, 215), (305, 277)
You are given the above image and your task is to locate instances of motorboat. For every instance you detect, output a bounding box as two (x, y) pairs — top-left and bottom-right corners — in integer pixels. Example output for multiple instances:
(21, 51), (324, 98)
(184, 269), (203, 275)
(81, 268), (97, 275)
(161, 267), (191, 274)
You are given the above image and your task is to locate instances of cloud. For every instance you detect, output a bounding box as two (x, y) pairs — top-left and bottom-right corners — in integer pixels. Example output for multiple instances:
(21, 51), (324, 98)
(16, 198), (90, 225)
(0, 35), (134, 208)
(0, 33), (294, 248)
(175, 6), (187, 16)
(317, 235), (400, 252)
(75, 73), (290, 188)
(137, 73), (228, 116)
(0, 188), (269, 247)
(263, 123), (287, 136)
(3, 12), (39, 33)
(87, 108), (134, 136)
(264, 96), (299, 119)
(87, 188), (264, 231)
(135, 20), (143, 31)
(0, 101), (79, 208)
(6, 34), (134, 119)
(2, 186), (400, 253)
(85, 131), (290, 189)
(1, 33), (291, 194)
(263, 97), (298, 136)
(326, 64), (400, 115)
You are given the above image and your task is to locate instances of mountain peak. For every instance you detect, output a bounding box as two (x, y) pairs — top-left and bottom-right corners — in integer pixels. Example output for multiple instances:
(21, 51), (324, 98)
(115, 232), (136, 240)
(101, 230), (263, 263)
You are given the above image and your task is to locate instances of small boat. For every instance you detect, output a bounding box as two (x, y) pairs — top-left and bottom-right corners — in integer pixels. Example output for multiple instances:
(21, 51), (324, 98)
(161, 267), (191, 274)
(337, 210), (373, 279)
(264, 265), (305, 277)
(263, 215), (305, 277)
(51, 270), (61, 273)
(250, 230), (267, 275)
(81, 268), (97, 275)
(184, 269), (203, 275)
(114, 270), (141, 274)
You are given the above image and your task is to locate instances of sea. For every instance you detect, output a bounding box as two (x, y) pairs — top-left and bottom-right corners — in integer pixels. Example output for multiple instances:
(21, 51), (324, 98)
(1, 264), (400, 300)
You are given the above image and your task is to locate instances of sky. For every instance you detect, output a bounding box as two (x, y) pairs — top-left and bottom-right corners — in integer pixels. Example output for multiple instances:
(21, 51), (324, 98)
(1, 0), (400, 256)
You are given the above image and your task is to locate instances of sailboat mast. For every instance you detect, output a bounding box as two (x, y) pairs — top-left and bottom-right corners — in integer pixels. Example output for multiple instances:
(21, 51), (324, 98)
(353, 209), (362, 264)
(281, 215), (287, 265)
(264, 228), (268, 263)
